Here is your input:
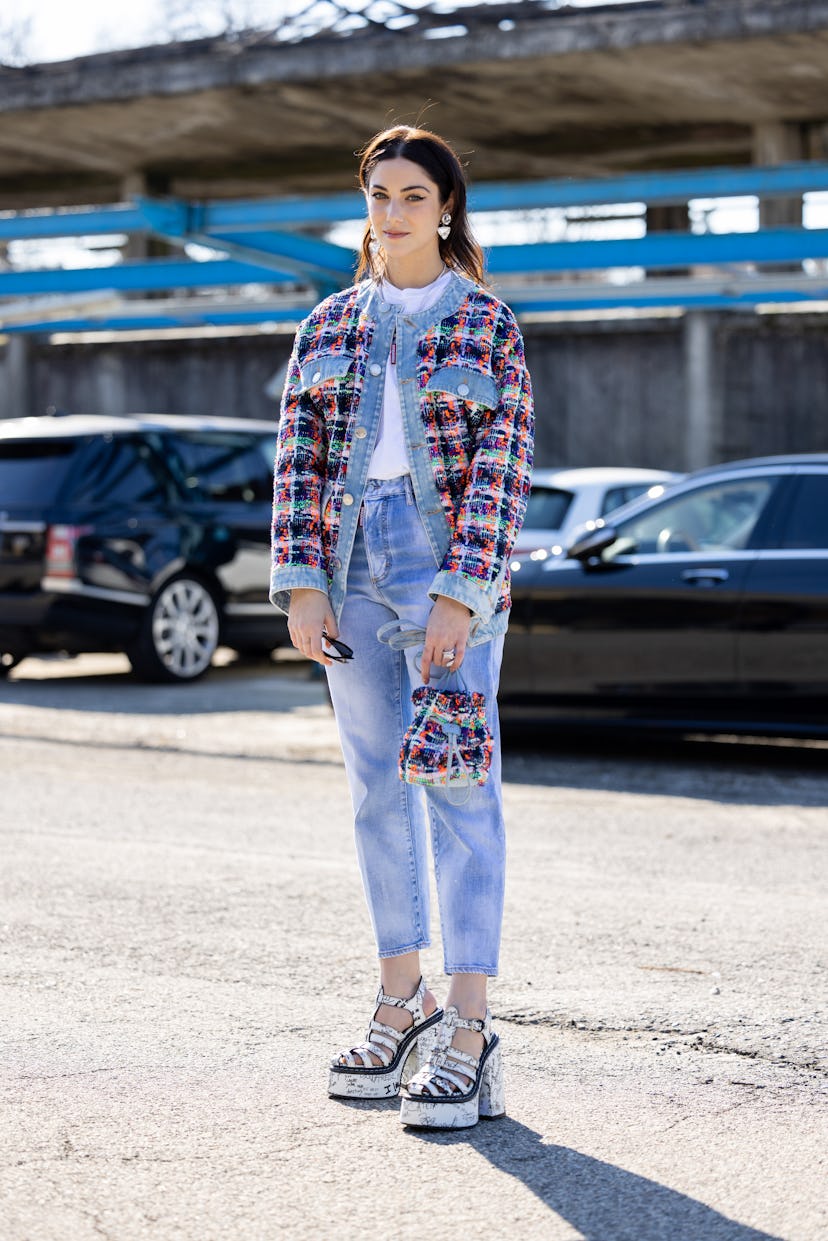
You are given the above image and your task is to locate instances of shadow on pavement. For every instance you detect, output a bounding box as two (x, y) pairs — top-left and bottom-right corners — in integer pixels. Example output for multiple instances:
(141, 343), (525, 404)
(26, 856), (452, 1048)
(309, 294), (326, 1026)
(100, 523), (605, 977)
(410, 1119), (782, 1241)
(4, 654), (825, 806)
(501, 727), (828, 808)
(0, 652), (327, 717)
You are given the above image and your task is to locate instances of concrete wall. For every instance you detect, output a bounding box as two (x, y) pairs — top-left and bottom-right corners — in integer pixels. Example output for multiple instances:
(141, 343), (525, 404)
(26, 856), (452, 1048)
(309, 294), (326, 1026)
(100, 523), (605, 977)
(2, 313), (827, 470)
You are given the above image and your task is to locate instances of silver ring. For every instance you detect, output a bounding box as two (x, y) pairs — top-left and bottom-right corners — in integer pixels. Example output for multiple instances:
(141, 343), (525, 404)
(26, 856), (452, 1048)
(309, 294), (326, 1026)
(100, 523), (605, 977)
(442, 648), (456, 663)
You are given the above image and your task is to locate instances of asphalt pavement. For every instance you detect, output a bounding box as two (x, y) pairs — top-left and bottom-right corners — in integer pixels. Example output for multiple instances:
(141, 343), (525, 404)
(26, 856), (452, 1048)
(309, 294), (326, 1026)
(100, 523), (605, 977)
(1, 652), (826, 1241)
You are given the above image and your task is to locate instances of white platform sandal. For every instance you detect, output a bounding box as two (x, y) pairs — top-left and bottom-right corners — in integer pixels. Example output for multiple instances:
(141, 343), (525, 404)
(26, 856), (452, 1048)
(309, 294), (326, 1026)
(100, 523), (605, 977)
(399, 1006), (505, 1129)
(328, 977), (443, 1100)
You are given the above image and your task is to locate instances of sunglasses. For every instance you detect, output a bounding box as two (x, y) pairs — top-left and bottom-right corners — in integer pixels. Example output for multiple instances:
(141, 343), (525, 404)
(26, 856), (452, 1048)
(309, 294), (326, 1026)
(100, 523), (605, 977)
(322, 631), (354, 663)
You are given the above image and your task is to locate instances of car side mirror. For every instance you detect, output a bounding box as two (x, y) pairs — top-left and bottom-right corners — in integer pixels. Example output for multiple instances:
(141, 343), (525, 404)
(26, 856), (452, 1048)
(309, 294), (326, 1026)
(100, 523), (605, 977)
(567, 526), (619, 562)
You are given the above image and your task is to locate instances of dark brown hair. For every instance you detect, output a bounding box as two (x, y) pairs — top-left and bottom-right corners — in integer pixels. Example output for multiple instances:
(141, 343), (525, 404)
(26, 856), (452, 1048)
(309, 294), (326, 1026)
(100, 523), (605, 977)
(355, 125), (486, 284)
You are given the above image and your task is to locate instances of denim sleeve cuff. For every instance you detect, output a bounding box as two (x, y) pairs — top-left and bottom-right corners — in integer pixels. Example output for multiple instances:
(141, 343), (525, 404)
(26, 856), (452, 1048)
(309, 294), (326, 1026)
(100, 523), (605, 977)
(269, 565), (330, 616)
(427, 569), (495, 624)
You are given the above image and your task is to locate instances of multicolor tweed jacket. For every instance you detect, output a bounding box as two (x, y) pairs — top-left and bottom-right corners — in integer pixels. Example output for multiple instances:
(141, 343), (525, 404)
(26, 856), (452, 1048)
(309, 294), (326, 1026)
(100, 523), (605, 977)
(270, 271), (534, 639)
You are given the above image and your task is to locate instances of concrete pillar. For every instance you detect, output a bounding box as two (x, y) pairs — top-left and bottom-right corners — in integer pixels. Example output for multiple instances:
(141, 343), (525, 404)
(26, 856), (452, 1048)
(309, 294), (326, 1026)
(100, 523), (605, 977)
(683, 311), (718, 471)
(646, 204), (689, 233)
(0, 335), (32, 421)
(122, 171), (172, 267)
(122, 172), (152, 261)
(753, 123), (805, 229)
(806, 122), (828, 162)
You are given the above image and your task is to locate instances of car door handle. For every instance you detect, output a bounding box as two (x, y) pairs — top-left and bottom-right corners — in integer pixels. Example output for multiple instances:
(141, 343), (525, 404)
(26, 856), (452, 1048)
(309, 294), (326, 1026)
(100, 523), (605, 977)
(681, 568), (729, 584)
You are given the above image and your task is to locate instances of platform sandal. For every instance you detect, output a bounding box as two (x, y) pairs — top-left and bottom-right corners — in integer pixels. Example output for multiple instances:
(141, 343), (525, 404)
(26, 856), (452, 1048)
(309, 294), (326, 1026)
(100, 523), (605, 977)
(328, 977), (443, 1100)
(399, 1005), (505, 1129)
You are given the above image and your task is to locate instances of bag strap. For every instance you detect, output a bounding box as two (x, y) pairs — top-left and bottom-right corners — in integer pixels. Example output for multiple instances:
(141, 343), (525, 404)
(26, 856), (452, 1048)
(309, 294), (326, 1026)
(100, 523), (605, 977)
(376, 619), (468, 689)
(442, 721), (472, 805)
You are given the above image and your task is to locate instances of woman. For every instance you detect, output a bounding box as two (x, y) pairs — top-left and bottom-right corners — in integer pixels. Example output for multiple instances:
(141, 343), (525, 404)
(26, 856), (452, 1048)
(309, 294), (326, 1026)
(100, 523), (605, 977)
(270, 125), (533, 1129)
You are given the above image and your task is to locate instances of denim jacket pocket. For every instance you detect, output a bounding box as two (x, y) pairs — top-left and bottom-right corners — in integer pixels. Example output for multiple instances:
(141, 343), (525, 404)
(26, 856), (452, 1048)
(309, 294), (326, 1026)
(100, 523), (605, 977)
(425, 366), (498, 409)
(297, 352), (355, 395)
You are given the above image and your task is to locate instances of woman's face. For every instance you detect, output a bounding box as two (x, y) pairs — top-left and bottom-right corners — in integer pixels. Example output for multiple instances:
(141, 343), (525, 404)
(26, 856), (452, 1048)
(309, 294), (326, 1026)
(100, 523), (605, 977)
(366, 156), (447, 271)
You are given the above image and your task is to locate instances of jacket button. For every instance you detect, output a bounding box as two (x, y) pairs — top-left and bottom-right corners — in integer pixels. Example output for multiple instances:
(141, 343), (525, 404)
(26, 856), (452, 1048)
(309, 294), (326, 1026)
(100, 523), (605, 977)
(457, 383), (470, 396)
(332, 557), (342, 570)
(370, 363), (382, 376)
(312, 370), (322, 383)
(355, 426), (367, 439)
(342, 493), (354, 506)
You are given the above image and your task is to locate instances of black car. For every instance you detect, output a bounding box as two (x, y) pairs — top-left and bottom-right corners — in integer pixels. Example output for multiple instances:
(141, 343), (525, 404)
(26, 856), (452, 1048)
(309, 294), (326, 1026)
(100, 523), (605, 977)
(0, 413), (287, 681)
(502, 454), (828, 739)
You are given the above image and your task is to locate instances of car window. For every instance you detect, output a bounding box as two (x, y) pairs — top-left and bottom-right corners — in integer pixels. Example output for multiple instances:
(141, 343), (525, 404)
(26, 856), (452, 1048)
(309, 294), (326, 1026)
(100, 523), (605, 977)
(601, 483), (656, 516)
(68, 437), (171, 506)
(170, 432), (275, 504)
(616, 477), (776, 554)
(776, 474), (828, 549)
(0, 440), (78, 506)
(524, 486), (574, 530)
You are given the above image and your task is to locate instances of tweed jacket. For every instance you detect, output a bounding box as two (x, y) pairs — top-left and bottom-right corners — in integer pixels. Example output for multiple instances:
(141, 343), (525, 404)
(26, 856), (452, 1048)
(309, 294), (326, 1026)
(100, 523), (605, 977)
(270, 271), (534, 641)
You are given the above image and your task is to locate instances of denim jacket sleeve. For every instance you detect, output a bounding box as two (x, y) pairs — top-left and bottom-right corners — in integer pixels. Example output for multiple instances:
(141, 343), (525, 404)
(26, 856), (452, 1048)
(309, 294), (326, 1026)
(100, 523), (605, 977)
(269, 327), (330, 608)
(428, 306), (534, 622)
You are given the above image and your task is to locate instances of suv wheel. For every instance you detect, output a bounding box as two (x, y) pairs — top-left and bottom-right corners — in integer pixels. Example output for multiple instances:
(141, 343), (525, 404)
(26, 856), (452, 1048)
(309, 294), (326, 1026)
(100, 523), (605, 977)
(128, 574), (220, 682)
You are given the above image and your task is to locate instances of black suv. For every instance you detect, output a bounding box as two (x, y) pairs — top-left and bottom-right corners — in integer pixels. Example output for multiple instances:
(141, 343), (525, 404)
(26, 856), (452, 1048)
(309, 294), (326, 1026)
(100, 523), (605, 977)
(0, 413), (287, 681)
(503, 454), (828, 738)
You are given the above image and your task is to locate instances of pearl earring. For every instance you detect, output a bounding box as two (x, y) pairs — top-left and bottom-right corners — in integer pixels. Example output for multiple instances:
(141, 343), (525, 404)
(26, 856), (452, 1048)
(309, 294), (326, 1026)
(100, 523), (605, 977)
(437, 212), (452, 240)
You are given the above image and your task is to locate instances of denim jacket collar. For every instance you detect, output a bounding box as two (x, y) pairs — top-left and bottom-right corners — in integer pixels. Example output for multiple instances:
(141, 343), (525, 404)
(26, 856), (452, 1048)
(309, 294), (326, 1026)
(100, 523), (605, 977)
(356, 270), (477, 330)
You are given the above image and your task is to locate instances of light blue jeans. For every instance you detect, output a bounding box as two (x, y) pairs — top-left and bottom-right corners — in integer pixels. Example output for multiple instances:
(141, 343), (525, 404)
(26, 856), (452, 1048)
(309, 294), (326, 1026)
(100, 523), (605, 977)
(325, 475), (506, 976)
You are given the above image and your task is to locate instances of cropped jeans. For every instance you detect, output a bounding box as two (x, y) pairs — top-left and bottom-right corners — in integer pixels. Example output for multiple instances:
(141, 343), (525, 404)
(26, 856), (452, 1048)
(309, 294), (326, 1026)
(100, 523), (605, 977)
(325, 475), (506, 976)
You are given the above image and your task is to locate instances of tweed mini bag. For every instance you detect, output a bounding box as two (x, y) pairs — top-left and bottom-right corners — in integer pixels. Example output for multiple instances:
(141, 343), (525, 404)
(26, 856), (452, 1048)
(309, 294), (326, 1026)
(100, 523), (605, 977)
(377, 621), (494, 804)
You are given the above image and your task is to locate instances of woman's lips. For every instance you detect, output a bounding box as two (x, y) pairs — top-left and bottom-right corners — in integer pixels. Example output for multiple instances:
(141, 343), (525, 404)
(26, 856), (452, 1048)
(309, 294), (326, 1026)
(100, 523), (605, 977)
(384, 231), (409, 238)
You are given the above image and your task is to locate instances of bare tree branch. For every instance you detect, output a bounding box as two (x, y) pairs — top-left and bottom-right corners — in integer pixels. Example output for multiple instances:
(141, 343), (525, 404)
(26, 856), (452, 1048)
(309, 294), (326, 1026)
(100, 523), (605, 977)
(0, 15), (34, 67)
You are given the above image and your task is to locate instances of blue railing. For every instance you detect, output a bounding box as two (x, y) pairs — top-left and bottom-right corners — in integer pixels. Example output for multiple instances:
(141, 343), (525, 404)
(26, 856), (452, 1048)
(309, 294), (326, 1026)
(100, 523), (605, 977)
(1, 162), (827, 331)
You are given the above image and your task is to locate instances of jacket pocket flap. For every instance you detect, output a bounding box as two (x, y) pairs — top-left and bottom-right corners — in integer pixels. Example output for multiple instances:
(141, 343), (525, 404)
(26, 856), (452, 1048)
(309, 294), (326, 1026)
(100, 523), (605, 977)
(299, 353), (354, 393)
(425, 366), (498, 408)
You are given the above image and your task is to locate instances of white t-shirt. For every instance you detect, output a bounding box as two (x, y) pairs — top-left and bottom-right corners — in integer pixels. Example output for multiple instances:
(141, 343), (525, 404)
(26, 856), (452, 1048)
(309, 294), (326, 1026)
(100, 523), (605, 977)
(367, 268), (453, 479)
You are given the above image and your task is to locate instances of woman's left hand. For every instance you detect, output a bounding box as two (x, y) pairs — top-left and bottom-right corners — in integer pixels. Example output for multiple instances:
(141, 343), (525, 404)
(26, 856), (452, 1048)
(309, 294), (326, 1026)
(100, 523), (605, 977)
(422, 595), (472, 684)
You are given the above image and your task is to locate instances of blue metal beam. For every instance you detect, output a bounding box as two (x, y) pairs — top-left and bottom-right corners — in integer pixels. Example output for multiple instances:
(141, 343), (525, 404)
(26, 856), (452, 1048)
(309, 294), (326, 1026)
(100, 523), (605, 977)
(3, 308), (309, 334)
(486, 227), (828, 274)
(0, 204), (148, 242)
(3, 227), (828, 299)
(8, 279), (828, 334)
(2, 162), (828, 243)
(145, 161), (828, 230)
(508, 286), (828, 315)
(470, 162), (828, 214)
(0, 257), (296, 296)
(205, 230), (354, 280)
(135, 197), (354, 283)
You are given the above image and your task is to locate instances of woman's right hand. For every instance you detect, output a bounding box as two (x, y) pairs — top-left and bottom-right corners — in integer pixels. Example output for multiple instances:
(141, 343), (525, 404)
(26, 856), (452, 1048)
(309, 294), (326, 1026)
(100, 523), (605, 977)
(288, 588), (339, 666)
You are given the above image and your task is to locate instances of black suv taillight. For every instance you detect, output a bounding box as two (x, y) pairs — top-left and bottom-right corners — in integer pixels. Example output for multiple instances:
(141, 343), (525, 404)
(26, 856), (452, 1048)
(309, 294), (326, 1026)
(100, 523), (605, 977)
(45, 525), (89, 578)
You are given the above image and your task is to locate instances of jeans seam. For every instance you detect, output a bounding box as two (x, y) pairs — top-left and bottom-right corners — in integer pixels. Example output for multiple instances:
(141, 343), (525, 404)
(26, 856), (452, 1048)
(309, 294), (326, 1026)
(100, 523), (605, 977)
(428, 804), (447, 966)
(397, 646), (426, 945)
(379, 939), (432, 959)
(444, 964), (499, 976)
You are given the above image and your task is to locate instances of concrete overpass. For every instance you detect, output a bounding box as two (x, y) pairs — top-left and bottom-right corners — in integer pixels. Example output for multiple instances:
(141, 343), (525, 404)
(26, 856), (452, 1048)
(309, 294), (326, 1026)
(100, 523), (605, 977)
(2, 1), (828, 469)
(1, 0), (828, 209)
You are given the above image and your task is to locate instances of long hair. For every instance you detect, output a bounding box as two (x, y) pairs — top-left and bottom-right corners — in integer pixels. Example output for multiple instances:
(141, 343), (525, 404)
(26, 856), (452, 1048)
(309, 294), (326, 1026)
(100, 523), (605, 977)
(355, 126), (486, 285)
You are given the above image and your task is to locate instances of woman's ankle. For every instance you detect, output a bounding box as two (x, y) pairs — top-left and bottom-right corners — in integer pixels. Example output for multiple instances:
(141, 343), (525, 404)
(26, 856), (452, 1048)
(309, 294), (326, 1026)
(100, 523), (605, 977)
(379, 952), (423, 1002)
(445, 974), (488, 1020)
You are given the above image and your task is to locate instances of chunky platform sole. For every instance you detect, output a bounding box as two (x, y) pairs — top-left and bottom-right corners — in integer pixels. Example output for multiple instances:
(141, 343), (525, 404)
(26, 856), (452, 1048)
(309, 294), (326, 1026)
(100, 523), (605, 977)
(328, 1009), (443, 1100)
(400, 1035), (505, 1129)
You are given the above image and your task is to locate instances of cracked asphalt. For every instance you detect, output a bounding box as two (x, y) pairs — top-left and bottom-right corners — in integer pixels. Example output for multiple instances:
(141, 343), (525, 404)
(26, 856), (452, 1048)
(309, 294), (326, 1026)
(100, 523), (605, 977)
(1, 652), (826, 1241)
